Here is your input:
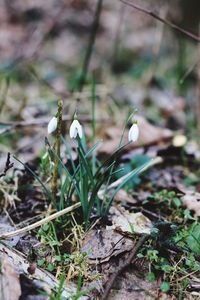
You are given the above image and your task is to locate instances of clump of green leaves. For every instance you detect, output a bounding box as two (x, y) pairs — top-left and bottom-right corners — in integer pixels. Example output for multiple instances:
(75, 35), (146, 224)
(136, 220), (200, 298)
(175, 222), (200, 255)
(52, 135), (152, 229)
(144, 189), (195, 223)
(16, 102), (152, 230)
(147, 189), (182, 209)
(35, 101), (153, 230)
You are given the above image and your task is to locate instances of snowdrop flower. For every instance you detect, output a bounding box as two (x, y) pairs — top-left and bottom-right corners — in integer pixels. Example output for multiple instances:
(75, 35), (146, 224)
(47, 116), (57, 134)
(69, 119), (83, 139)
(128, 122), (139, 142)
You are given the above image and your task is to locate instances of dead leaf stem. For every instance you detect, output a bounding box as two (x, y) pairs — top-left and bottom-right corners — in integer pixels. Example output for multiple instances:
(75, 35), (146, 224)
(51, 100), (63, 201)
(0, 202), (81, 239)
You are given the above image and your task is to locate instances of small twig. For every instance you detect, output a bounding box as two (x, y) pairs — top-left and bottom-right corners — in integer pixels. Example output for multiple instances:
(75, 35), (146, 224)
(171, 269), (199, 283)
(120, 0), (200, 43)
(141, 208), (165, 221)
(102, 234), (149, 300)
(0, 202), (81, 239)
(0, 115), (109, 135)
(51, 100), (63, 201)
(111, 2), (126, 67)
(78, 0), (103, 91)
(0, 153), (14, 178)
(179, 59), (199, 85)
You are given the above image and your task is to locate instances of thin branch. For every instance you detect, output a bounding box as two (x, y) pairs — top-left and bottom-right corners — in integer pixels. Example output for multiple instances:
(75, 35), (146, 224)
(0, 202), (81, 239)
(102, 234), (149, 300)
(120, 0), (200, 43)
(179, 59), (198, 84)
(0, 153), (14, 178)
(111, 2), (126, 68)
(78, 0), (103, 91)
(0, 115), (109, 135)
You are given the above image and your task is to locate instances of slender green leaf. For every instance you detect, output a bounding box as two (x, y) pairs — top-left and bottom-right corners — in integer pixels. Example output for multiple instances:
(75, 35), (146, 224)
(13, 155), (55, 206)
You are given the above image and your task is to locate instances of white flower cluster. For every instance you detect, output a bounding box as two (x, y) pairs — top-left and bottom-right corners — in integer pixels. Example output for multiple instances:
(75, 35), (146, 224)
(47, 115), (139, 143)
(47, 116), (83, 139)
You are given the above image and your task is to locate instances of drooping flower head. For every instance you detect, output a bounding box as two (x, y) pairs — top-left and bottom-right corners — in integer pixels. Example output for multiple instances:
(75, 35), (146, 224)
(69, 118), (83, 139)
(47, 116), (57, 134)
(128, 121), (139, 142)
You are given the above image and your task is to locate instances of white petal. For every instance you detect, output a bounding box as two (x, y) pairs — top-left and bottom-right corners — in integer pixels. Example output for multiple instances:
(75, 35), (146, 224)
(73, 127), (78, 138)
(47, 117), (57, 134)
(77, 123), (83, 138)
(128, 127), (132, 142)
(128, 123), (139, 142)
(72, 120), (80, 128)
(69, 120), (76, 138)
(69, 119), (83, 139)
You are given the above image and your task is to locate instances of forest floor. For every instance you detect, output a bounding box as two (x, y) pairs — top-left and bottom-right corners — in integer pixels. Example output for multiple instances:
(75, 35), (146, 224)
(0, 1), (200, 299)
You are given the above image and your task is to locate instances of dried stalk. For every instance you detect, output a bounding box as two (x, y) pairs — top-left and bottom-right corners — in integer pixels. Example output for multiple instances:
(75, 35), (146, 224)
(79, 0), (103, 90)
(0, 202), (81, 239)
(51, 100), (63, 201)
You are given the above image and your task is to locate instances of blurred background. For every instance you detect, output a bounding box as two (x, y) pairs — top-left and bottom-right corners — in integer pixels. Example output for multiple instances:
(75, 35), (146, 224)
(0, 0), (200, 158)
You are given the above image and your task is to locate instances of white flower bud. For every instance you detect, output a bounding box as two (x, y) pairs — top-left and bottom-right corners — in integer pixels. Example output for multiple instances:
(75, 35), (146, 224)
(47, 116), (57, 134)
(69, 119), (83, 139)
(128, 123), (139, 142)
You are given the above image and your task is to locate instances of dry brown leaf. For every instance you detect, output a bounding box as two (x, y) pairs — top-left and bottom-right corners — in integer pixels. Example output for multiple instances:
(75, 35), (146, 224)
(81, 229), (134, 264)
(107, 271), (159, 300)
(98, 115), (173, 156)
(0, 255), (21, 300)
(112, 189), (137, 204)
(109, 207), (152, 235)
(135, 115), (173, 145)
(181, 191), (200, 217)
